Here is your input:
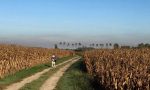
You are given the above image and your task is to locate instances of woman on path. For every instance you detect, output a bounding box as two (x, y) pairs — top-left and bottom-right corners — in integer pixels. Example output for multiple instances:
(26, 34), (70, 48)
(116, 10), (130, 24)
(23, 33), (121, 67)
(51, 54), (56, 68)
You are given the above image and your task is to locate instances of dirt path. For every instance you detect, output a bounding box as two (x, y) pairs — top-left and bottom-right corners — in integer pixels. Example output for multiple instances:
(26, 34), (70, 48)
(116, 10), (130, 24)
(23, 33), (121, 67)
(4, 57), (79, 90)
(40, 58), (79, 90)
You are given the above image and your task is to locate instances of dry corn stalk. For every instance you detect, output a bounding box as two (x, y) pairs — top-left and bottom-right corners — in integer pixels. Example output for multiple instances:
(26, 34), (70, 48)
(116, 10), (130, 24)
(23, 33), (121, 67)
(0, 44), (74, 78)
(84, 48), (150, 90)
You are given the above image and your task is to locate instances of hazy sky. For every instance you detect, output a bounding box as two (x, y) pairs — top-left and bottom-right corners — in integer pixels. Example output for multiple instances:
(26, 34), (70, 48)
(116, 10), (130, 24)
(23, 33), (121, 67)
(0, 0), (150, 47)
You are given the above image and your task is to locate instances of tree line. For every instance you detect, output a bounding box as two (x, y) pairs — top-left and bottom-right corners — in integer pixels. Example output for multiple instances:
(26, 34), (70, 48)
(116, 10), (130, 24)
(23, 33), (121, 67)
(54, 42), (150, 49)
(54, 42), (113, 49)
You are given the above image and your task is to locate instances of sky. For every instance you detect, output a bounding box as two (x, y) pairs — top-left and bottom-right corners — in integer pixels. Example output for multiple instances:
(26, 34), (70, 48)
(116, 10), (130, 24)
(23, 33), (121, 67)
(0, 0), (150, 47)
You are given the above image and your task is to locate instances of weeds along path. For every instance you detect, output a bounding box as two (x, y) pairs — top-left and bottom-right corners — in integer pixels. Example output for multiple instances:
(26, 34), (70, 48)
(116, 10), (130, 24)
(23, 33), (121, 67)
(4, 57), (79, 90)
(40, 57), (80, 90)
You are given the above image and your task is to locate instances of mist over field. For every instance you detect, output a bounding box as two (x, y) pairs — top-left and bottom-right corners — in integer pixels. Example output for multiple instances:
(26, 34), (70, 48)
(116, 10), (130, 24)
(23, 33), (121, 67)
(0, 32), (150, 48)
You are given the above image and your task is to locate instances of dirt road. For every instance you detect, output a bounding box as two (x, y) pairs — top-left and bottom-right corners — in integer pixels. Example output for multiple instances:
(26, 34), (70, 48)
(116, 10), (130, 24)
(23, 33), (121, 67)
(5, 57), (79, 90)
(40, 58), (79, 90)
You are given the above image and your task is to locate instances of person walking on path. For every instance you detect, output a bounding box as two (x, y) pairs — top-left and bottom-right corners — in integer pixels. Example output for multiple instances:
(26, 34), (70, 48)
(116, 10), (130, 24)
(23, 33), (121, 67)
(51, 54), (56, 68)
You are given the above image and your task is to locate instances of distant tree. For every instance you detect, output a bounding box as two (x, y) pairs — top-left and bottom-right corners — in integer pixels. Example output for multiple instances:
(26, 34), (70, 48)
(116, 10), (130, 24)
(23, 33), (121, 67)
(114, 43), (119, 49)
(102, 44), (104, 46)
(78, 43), (82, 46)
(145, 43), (150, 48)
(75, 47), (95, 52)
(138, 43), (145, 48)
(100, 44), (104, 48)
(121, 46), (130, 49)
(63, 42), (66, 45)
(106, 43), (109, 48)
(138, 43), (150, 48)
(72, 43), (74, 46)
(90, 44), (92, 47)
(75, 43), (78, 46)
(54, 44), (58, 49)
(99, 44), (102, 48)
(109, 43), (112, 46)
(96, 44), (99, 47)
(92, 43), (95, 47)
(59, 42), (62, 45)
(67, 43), (70, 47)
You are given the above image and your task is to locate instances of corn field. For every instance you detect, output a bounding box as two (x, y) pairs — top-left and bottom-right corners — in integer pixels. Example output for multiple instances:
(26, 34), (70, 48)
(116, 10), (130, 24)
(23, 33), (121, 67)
(0, 44), (74, 78)
(84, 49), (150, 90)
